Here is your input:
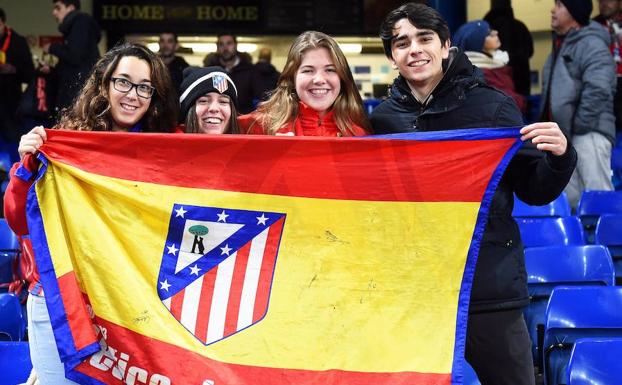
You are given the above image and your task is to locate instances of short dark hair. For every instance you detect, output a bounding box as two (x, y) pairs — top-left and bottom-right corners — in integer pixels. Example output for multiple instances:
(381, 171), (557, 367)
(53, 0), (81, 10)
(160, 32), (179, 43)
(217, 33), (237, 45)
(379, 3), (450, 59)
(0, 8), (5, 23)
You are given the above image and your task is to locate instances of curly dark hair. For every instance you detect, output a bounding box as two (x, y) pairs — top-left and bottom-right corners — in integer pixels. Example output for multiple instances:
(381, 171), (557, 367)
(56, 42), (178, 132)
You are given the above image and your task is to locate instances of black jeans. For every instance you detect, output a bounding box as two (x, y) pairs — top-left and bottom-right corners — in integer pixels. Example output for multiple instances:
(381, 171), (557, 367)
(465, 308), (535, 385)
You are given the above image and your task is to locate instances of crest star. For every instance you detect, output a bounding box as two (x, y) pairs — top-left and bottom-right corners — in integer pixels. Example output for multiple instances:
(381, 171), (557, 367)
(217, 210), (229, 222)
(160, 279), (171, 291)
(175, 206), (187, 218)
(189, 264), (201, 276)
(220, 244), (232, 255)
(256, 213), (268, 225)
(167, 244), (179, 255)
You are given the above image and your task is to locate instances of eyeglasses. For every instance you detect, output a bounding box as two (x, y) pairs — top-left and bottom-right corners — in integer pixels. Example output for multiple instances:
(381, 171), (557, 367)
(110, 77), (155, 99)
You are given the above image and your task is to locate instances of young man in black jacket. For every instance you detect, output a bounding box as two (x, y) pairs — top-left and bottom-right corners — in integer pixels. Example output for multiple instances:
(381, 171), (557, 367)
(370, 3), (577, 385)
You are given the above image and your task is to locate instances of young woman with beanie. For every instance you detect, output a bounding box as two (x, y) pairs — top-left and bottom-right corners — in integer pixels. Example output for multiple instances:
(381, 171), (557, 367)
(4, 42), (178, 385)
(238, 31), (370, 137)
(178, 65), (239, 134)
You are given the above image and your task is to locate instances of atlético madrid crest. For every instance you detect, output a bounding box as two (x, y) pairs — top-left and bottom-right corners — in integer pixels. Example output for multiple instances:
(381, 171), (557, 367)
(157, 204), (286, 345)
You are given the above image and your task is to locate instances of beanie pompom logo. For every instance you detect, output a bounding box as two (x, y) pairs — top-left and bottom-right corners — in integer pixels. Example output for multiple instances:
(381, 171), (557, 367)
(213, 75), (229, 94)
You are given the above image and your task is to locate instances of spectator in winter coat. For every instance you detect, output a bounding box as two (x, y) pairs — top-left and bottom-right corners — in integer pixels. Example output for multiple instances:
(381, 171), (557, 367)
(541, 0), (616, 208)
(370, 3), (576, 384)
(44, 0), (101, 118)
(453, 19), (526, 113)
(0, 8), (34, 141)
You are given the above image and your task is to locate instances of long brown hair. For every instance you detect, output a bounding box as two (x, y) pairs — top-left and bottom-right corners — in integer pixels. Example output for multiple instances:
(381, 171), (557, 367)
(252, 31), (370, 135)
(56, 42), (178, 132)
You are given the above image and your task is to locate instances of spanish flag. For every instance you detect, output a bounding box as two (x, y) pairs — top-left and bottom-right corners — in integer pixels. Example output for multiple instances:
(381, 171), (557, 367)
(28, 129), (521, 385)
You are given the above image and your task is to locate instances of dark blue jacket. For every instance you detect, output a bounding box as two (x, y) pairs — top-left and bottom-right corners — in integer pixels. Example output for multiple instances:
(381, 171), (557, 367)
(371, 50), (577, 313)
(49, 10), (101, 114)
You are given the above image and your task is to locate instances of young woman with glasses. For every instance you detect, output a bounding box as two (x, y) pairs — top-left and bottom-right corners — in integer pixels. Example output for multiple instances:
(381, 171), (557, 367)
(4, 42), (178, 385)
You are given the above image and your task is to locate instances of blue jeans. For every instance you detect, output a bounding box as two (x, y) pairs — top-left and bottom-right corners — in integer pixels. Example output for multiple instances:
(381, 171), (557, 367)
(27, 293), (79, 385)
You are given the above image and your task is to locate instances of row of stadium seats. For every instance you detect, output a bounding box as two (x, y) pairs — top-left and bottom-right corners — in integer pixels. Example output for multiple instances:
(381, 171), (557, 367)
(464, 286), (622, 385)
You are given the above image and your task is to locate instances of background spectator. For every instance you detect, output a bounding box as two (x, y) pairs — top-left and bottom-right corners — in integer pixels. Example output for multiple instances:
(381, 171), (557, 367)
(44, 0), (101, 119)
(594, 0), (622, 133)
(484, 0), (534, 97)
(203, 33), (260, 114)
(541, 0), (615, 208)
(453, 19), (527, 113)
(254, 47), (280, 102)
(0, 8), (34, 142)
(158, 32), (189, 96)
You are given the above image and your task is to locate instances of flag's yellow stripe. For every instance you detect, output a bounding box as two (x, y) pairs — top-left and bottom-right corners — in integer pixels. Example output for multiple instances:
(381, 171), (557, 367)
(38, 159), (480, 373)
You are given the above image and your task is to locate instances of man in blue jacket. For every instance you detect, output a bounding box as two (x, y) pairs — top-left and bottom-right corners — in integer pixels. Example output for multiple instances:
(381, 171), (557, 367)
(370, 3), (577, 384)
(44, 0), (100, 118)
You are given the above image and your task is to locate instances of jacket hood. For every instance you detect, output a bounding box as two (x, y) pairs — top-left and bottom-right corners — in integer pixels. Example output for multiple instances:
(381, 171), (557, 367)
(561, 20), (611, 46)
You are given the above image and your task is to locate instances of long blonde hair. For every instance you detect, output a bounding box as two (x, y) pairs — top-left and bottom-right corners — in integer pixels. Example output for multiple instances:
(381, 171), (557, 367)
(252, 31), (370, 135)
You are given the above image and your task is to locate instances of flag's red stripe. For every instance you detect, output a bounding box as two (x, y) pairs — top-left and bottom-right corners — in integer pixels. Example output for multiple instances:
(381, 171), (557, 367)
(195, 269), (217, 344)
(170, 288), (185, 321)
(41, 131), (515, 202)
(254, 218), (284, 322)
(223, 241), (251, 337)
(57, 272), (97, 350)
(75, 317), (452, 385)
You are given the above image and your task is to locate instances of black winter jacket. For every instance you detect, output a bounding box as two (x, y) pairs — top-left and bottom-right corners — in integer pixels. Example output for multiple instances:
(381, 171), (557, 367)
(49, 10), (101, 114)
(371, 50), (577, 313)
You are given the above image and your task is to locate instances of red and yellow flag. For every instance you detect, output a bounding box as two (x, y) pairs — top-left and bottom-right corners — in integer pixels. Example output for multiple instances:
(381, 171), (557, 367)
(28, 129), (521, 385)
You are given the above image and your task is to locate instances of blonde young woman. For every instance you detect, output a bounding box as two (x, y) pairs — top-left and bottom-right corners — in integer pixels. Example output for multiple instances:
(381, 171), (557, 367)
(239, 31), (370, 137)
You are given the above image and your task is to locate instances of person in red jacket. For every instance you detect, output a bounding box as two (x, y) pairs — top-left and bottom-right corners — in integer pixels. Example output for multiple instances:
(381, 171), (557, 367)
(238, 31), (370, 137)
(453, 20), (527, 114)
(4, 42), (178, 385)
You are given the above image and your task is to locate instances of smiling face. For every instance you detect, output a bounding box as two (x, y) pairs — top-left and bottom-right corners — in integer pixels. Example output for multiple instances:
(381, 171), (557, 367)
(389, 18), (449, 99)
(295, 47), (341, 117)
(194, 92), (232, 134)
(108, 56), (152, 131)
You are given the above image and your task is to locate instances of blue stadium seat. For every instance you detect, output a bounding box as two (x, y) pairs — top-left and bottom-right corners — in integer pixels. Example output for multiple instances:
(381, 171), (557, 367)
(363, 98), (382, 115)
(512, 192), (571, 218)
(577, 191), (622, 243)
(0, 151), (12, 173)
(523, 245), (614, 369)
(0, 341), (32, 385)
(0, 293), (25, 341)
(516, 217), (585, 248)
(543, 286), (622, 385)
(0, 219), (20, 291)
(595, 214), (622, 284)
(461, 359), (481, 385)
(567, 338), (622, 385)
